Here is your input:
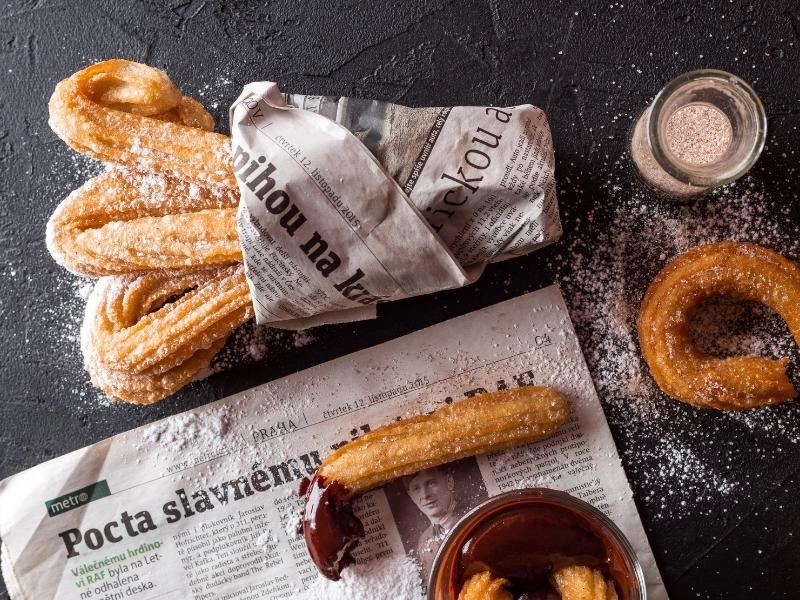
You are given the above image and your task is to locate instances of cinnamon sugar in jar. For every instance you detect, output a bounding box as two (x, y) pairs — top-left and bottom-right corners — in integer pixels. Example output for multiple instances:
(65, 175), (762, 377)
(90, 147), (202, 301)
(630, 69), (766, 200)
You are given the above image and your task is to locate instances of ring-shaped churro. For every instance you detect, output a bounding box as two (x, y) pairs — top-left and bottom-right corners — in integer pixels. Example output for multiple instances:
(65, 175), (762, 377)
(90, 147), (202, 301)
(638, 241), (800, 410)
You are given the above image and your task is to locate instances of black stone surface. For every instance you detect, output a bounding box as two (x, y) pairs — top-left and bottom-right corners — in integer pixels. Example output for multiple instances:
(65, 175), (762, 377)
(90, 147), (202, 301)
(1, 1), (799, 598)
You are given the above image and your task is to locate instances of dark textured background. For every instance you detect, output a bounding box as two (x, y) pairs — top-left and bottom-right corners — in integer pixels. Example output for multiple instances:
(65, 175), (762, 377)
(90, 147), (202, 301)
(1, 1), (799, 598)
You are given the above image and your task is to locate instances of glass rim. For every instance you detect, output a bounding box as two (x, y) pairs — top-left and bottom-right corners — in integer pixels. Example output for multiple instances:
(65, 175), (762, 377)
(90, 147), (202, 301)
(427, 487), (647, 600)
(647, 68), (767, 187)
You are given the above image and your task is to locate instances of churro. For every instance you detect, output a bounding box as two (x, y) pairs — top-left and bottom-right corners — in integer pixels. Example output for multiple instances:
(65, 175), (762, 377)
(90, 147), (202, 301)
(550, 565), (618, 600)
(49, 59), (234, 188)
(457, 572), (513, 600)
(300, 387), (570, 579)
(638, 241), (800, 410)
(82, 265), (252, 404)
(47, 168), (240, 277)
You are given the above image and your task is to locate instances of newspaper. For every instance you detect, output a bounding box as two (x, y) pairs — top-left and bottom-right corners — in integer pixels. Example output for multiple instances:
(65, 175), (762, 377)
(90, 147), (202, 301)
(0, 286), (667, 599)
(230, 85), (561, 328)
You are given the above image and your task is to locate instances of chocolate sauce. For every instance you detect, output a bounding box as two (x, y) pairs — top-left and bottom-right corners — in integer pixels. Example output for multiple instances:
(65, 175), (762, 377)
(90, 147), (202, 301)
(458, 503), (622, 598)
(299, 476), (365, 581)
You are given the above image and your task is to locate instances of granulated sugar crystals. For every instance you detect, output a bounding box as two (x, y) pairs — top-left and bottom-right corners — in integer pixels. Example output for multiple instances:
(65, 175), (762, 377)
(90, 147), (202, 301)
(665, 104), (732, 166)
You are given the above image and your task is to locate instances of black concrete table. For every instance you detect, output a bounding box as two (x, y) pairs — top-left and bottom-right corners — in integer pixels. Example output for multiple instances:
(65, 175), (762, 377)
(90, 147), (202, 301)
(1, 2), (798, 598)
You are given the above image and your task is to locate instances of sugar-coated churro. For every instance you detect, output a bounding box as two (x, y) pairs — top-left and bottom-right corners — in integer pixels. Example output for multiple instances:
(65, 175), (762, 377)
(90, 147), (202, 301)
(82, 265), (252, 404)
(47, 168), (240, 277)
(49, 59), (235, 188)
(300, 387), (570, 580)
(638, 241), (800, 410)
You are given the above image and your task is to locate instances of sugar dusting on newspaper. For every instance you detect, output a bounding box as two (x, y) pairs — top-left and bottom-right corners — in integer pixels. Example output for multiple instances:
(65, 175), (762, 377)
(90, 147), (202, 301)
(0, 286), (667, 599)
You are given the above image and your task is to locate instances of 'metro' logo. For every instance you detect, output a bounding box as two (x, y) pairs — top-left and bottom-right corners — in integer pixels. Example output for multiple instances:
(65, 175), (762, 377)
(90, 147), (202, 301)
(45, 481), (111, 517)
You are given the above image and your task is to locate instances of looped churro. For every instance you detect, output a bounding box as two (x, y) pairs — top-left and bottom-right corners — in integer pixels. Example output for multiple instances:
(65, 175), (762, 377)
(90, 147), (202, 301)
(300, 387), (570, 579)
(638, 241), (800, 410)
(82, 265), (253, 404)
(45, 59), (254, 403)
(48, 59), (234, 188)
(47, 168), (240, 277)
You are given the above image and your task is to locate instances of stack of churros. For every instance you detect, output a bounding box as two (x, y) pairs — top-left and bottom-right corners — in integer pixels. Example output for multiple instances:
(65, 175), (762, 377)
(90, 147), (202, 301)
(47, 59), (252, 404)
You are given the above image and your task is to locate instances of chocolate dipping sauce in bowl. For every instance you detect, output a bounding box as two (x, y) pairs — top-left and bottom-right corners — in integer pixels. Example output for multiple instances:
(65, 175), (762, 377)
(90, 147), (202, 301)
(428, 489), (646, 600)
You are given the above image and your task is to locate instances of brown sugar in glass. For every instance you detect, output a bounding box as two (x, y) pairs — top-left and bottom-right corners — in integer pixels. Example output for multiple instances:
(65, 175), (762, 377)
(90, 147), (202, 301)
(630, 69), (766, 199)
(428, 488), (646, 600)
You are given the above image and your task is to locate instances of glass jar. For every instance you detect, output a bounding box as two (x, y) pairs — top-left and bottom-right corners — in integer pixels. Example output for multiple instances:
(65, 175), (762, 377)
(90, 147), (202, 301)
(630, 69), (766, 199)
(428, 488), (646, 600)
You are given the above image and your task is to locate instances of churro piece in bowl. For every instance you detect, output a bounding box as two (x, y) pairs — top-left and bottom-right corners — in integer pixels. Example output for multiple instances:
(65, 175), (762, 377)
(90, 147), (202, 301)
(638, 241), (800, 410)
(550, 565), (618, 600)
(457, 571), (513, 600)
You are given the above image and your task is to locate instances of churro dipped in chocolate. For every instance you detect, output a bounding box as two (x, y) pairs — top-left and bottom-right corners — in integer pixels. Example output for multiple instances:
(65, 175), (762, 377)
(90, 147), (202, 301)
(300, 387), (570, 580)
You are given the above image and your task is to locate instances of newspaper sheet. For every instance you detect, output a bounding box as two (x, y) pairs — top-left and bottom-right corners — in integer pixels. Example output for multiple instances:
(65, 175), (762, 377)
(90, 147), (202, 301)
(230, 85), (561, 328)
(0, 286), (667, 599)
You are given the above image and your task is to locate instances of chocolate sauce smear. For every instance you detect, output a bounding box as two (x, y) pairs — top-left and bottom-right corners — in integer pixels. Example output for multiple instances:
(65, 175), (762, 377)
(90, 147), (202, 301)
(460, 504), (610, 596)
(300, 476), (365, 580)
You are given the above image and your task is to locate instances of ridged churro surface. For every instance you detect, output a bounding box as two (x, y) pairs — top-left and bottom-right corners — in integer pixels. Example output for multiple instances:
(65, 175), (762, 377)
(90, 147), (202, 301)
(82, 266), (252, 404)
(316, 387), (570, 496)
(638, 241), (800, 410)
(47, 168), (240, 277)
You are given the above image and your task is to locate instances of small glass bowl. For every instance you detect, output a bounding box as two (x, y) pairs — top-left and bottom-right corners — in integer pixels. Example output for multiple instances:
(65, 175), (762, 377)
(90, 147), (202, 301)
(630, 69), (767, 199)
(427, 488), (646, 600)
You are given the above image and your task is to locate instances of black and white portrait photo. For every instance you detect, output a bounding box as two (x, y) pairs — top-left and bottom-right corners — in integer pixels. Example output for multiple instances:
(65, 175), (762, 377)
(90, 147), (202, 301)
(384, 457), (489, 582)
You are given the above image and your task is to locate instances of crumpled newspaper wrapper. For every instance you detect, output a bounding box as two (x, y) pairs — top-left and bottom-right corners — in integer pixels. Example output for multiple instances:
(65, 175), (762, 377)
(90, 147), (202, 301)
(230, 85), (560, 328)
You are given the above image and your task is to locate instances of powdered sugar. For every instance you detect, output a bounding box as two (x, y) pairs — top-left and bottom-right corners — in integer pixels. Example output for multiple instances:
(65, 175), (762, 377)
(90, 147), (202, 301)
(141, 406), (231, 452)
(76, 281), (94, 301)
(297, 554), (423, 600)
(283, 510), (302, 539)
(293, 330), (315, 348)
(548, 177), (800, 519)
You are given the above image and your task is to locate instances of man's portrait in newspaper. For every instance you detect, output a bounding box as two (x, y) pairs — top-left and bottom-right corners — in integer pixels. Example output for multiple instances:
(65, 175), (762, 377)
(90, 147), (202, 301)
(384, 457), (488, 582)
